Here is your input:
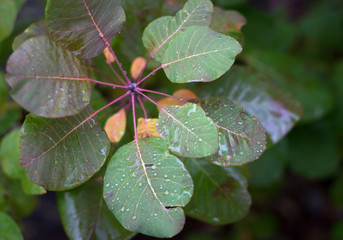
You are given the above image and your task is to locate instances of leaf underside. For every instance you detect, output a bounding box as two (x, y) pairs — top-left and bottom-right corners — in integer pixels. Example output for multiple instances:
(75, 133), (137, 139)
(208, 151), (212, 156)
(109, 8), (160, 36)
(20, 105), (110, 191)
(6, 36), (91, 118)
(104, 137), (193, 238)
(202, 97), (266, 167)
(157, 103), (219, 158)
(12, 20), (48, 50)
(46, 0), (126, 59)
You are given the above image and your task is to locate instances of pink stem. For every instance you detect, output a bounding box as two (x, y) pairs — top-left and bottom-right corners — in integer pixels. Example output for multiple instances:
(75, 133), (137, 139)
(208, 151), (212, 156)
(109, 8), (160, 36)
(137, 54), (153, 82)
(108, 62), (127, 85)
(136, 90), (169, 115)
(131, 93), (140, 148)
(136, 65), (163, 86)
(83, 78), (128, 89)
(104, 41), (131, 85)
(137, 96), (148, 135)
(138, 88), (188, 103)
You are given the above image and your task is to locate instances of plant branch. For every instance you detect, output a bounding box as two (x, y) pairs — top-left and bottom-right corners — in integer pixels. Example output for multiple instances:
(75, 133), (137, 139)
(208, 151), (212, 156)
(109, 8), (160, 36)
(79, 77), (128, 89)
(138, 88), (188, 103)
(136, 65), (163, 86)
(136, 90), (168, 115)
(107, 62), (127, 85)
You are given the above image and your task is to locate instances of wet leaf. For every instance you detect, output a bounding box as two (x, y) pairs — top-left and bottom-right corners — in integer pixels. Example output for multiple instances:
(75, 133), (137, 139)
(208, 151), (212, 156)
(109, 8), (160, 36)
(199, 66), (302, 143)
(58, 174), (135, 240)
(210, 6), (246, 43)
(130, 57), (147, 80)
(12, 20), (48, 50)
(103, 137), (193, 238)
(20, 105), (110, 191)
(0, 129), (45, 195)
(137, 118), (159, 138)
(0, 212), (23, 240)
(46, 0), (126, 59)
(157, 103), (219, 158)
(104, 108), (127, 143)
(162, 26), (242, 83)
(6, 36), (91, 118)
(182, 158), (251, 225)
(201, 97), (266, 167)
(142, 0), (213, 62)
(157, 89), (197, 108)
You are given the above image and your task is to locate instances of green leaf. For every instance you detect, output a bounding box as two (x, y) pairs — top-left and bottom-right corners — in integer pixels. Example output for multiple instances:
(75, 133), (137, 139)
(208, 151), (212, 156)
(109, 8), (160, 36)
(0, 212), (23, 240)
(20, 105), (110, 191)
(201, 97), (266, 167)
(46, 0), (126, 59)
(157, 103), (219, 158)
(6, 36), (91, 118)
(12, 20), (48, 50)
(58, 174), (135, 240)
(103, 137), (193, 238)
(142, 0), (213, 62)
(198, 66), (302, 143)
(0, 0), (17, 42)
(162, 26), (242, 83)
(210, 6), (246, 44)
(0, 71), (8, 115)
(182, 158), (251, 225)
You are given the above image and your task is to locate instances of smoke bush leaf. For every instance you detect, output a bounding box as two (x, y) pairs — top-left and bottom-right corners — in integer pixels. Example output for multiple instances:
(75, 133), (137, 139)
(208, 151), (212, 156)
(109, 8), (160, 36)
(20, 105), (110, 191)
(137, 118), (159, 138)
(6, 36), (91, 118)
(46, 0), (126, 59)
(157, 103), (219, 158)
(104, 108), (127, 143)
(12, 20), (48, 50)
(103, 137), (193, 238)
(0, 212), (23, 240)
(202, 97), (266, 167)
(142, 0), (213, 62)
(162, 26), (242, 83)
(157, 89), (198, 108)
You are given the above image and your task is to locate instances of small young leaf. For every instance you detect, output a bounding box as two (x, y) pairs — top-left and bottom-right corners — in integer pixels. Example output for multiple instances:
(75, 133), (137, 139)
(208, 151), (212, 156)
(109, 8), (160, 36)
(0, 212), (23, 240)
(137, 118), (159, 138)
(103, 47), (115, 64)
(0, 0), (25, 42)
(157, 89), (197, 108)
(162, 26), (242, 83)
(157, 103), (219, 158)
(130, 57), (147, 80)
(182, 158), (251, 225)
(46, 0), (126, 59)
(104, 108), (127, 143)
(202, 97), (266, 167)
(6, 36), (91, 118)
(103, 137), (193, 238)
(142, 0), (213, 62)
(58, 174), (135, 240)
(12, 20), (48, 50)
(20, 105), (110, 191)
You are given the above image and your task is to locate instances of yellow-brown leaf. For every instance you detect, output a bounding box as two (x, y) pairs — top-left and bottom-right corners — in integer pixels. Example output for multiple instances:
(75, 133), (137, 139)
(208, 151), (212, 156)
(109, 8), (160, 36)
(137, 118), (159, 138)
(157, 89), (198, 108)
(130, 57), (147, 80)
(103, 47), (115, 64)
(104, 108), (126, 143)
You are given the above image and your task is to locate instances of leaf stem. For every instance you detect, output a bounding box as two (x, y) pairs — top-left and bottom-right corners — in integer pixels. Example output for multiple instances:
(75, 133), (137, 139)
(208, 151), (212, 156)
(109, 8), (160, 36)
(136, 65), (163, 86)
(137, 96), (148, 135)
(82, 77), (128, 89)
(138, 88), (188, 103)
(136, 90), (169, 115)
(107, 62), (127, 85)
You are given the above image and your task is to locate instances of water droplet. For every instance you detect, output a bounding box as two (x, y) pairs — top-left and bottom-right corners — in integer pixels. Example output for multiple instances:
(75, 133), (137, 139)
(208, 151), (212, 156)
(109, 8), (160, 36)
(151, 165), (157, 170)
(157, 162), (161, 166)
(164, 174), (168, 178)
(132, 216), (136, 220)
(239, 152), (244, 156)
(219, 118), (223, 122)
(121, 207), (125, 212)
(138, 183), (142, 187)
(199, 138), (203, 142)
(106, 183), (110, 187)
(165, 191), (169, 195)
(99, 32), (104, 38)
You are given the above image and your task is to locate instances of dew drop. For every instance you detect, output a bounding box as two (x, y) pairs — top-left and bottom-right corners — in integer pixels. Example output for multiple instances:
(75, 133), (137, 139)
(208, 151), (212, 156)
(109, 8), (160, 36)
(199, 138), (203, 142)
(239, 152), (244, 156)
(132, 216), (136, 220)
(151, 165), (157, 170)
(165, 191), (169, 195)
(99, 32), (104, 38)
(121, 207), (125, 212)
(105, 183), (110, 187)
(138, 183), (142, 187)
(164, 174), (168, 178)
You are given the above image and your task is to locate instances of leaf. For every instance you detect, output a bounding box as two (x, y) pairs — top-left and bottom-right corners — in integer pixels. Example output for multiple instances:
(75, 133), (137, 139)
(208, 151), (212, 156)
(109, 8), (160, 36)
(142, 0), (213, 62)
(12, 20), (48, 50)
(157, 89), (197, 108)
(46, 0), (126, 59)
(103, 47), (115, 64)
(6, 36), (91, 118)
(210, 6), (246, 43)
(201, 97), (266, 167)
(182, 158), (251, 225)
(130, 57), (147, 80)
(0, 72), (8, 113)
(162, 26), (242, 83)
(0, 0), (18, 42)
(104, 108), (127, 143)
(20, 105), (110, 191)
(137, 118), (159, 138)
(0, 212), (23, 240)
(157, 103), (219, 158)
(103, 137), (193, 238)
(57, 174), (135, 240)
(89, 89), (112, 127)
(0, 129), (45, 195)
(198, 66), (302, 143)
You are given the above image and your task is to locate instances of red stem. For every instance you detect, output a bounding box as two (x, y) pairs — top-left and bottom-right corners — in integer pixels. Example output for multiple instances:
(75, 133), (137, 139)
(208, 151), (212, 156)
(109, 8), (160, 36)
(83, 78), (128, 89)
(107, 62), (127, 85)
(136, 65), (163, 86)
(136, 90), (169, 115)
(138, 88), (188, 103)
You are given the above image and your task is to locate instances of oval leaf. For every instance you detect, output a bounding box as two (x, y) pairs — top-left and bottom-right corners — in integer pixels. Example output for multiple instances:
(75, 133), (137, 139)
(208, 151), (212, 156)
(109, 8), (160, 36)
(46, 0), (126, 59)
(202, 97), (266, 167)
(130, 57), (147, 80)
(182, 158), (251, 225)
(6, 36), (91, 118)
(58, 175), (135, 240)
(137, 118), (159, 138)
(20, 105), (110, 191)
(104, 108), (127, 143)
(142, 0), (213, 62)
(0, 212), (23, 240)
(157, 89), (198, 108)
(12, 20), (48, 50)
(103, 137), (193, 238)
(162, 26), (242, 83)
(157, 103), (219, 158)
